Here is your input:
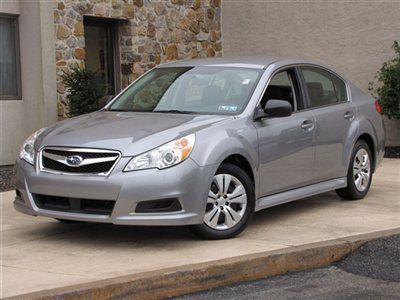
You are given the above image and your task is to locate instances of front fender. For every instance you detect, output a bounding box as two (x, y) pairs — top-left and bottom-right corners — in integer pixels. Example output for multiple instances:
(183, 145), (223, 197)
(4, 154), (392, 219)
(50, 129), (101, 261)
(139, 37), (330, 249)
(190, 117), (259, 195)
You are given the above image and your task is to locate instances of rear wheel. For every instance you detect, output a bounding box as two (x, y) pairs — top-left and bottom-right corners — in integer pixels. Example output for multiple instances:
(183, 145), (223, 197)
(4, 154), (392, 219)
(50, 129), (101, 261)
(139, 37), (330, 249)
(190, 163), (255, 239)
(336, 140), (373, 200)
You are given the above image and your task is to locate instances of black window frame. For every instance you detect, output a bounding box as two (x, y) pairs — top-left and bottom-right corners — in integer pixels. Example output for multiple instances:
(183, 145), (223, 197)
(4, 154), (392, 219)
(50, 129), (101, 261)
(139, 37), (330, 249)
(297, 65), (349, 109)
(0, 13), (22, 100)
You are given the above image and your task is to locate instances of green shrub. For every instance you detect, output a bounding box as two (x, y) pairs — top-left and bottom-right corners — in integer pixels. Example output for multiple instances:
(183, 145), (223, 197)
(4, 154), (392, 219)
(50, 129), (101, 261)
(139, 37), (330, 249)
(369, 41), (400, 119)
(61, 67), (107, 117)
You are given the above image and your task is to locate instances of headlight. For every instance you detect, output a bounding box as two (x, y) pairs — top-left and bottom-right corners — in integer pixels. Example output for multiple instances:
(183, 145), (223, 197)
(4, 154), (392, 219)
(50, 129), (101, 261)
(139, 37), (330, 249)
(124, 134), (195, 171)
(19, 128), (46, 165)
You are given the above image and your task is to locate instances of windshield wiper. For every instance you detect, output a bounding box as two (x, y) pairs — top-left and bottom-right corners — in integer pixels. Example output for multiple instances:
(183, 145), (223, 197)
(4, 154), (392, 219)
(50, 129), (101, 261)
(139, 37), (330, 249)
(107, 108), (136, 112)
(154, 110), (195, 114)
(107, 109), (196, 114)
(107, 109), (151, 112)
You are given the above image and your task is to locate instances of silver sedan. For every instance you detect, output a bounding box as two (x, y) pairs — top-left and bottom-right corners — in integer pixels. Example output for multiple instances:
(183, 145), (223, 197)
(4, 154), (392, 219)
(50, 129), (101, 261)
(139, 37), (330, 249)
(14, 57), (385, 239)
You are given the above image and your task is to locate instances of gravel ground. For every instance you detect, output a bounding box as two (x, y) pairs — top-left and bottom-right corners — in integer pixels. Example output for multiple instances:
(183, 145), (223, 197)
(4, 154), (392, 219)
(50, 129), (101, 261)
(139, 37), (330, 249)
(174, 235), (400, 300)
(0, 165), (14, 192)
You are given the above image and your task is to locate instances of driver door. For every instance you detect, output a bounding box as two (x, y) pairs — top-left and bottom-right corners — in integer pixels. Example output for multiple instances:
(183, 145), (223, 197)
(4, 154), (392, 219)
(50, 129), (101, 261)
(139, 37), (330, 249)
(255, 68), (316, 197)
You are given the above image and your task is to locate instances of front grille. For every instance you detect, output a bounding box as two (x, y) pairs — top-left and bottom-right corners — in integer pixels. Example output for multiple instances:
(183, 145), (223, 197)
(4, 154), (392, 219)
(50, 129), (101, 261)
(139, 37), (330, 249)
(33, 194), (115, 215)
(42, 157), (115, 174)
(40, 147), (120, 175)
(43, 149), (118, 159)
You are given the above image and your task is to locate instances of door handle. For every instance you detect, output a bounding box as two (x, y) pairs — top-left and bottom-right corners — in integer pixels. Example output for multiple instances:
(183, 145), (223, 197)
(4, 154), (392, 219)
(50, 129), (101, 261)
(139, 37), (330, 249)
(344, 111), (354, 121)
(301, 120), (314, 132)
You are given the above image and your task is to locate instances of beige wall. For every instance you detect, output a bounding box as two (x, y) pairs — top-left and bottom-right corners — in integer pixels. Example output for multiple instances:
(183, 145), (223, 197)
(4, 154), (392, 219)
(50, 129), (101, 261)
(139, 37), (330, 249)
(222, 0), (400, 146)
(0, 0), (57, 165)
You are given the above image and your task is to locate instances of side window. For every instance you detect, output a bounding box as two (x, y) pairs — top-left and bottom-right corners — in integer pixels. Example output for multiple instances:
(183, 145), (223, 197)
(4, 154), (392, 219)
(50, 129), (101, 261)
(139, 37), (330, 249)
(301, 67), (347, 108)
(331, 73), (347, 103)
(261, 69), (300, 111)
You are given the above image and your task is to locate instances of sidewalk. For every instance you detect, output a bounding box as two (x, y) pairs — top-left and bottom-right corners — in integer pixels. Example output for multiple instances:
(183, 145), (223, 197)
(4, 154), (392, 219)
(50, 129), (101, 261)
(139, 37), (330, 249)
(1, 159), (399, 298)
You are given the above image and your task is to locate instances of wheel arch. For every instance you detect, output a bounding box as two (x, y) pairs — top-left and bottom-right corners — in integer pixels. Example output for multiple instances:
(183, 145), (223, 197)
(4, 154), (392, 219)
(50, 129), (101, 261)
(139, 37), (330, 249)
(348, 115), (380, 173)
(356, 133), (376, 172)
(190, 124), (260, 195)
(221, 154), (255, 184)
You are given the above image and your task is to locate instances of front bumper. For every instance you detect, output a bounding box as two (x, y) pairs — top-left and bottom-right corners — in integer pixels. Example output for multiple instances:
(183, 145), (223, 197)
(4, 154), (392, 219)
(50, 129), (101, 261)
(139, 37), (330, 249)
(14, 157), (216, 226)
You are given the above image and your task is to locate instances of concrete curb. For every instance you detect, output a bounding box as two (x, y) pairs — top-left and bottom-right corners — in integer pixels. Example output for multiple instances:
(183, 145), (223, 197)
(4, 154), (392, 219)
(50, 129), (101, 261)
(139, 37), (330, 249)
(8, 228), (400, 300)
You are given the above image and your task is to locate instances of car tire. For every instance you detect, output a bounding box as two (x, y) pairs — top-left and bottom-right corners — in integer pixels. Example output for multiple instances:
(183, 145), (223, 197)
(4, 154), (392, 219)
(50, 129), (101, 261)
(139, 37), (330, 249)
(336, 140), (373, 200)
(190, 163), (255, 240)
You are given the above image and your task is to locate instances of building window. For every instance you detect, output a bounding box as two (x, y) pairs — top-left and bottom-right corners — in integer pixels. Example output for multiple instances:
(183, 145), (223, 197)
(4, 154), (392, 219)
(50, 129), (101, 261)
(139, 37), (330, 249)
(84, 17), (120, 96)
(0, 14), (21, 100)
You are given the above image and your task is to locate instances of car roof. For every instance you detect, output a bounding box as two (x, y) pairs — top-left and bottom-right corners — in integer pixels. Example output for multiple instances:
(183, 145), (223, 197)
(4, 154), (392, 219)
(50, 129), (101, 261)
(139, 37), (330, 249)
(157, 56), (319, 70)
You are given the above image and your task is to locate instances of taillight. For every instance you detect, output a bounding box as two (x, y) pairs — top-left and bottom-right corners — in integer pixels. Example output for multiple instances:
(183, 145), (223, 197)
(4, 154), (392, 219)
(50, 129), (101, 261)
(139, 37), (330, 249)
(375, 100), (382, 114)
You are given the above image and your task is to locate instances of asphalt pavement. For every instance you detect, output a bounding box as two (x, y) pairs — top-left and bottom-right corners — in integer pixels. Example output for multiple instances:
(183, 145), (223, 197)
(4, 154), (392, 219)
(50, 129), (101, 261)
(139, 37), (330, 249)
(174, 235), (400, 300)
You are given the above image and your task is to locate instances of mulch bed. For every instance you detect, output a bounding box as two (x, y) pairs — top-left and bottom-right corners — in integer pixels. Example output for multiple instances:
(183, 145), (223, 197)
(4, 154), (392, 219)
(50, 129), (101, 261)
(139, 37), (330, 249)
(384, 146), (400, 159)
(0, 147), (398, 193)
(0, 165), (14, 192)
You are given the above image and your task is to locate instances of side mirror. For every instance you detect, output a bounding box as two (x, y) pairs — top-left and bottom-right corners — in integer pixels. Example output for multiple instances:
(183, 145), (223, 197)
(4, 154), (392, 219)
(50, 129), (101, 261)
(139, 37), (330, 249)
(255, 99), (292, 120)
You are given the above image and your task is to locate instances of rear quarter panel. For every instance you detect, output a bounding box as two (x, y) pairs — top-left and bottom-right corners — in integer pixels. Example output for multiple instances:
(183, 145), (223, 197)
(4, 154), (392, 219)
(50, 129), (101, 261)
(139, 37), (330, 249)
(350, 82), (385, 171)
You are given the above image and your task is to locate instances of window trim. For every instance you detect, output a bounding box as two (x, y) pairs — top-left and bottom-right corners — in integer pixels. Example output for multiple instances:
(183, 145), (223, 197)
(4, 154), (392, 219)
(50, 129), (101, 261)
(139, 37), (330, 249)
(296, 64), (351, 110)
(0, 13), (22, 100)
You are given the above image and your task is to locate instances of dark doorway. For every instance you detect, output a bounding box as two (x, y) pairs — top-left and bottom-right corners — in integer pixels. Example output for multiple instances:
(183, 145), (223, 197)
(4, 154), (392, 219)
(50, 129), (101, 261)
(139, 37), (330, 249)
(84, 17), (120, 96)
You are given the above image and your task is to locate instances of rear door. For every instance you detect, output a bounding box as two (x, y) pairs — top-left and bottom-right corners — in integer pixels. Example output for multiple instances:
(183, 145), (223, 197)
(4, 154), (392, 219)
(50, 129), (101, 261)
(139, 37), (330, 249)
(299, 66), (355, 181)
(255, 68), (316, 197)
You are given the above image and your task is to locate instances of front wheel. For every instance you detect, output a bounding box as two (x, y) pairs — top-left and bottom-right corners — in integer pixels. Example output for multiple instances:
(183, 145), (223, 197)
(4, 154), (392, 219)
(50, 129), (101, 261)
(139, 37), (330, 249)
(336, 140), (373, 200)
(190, 163), (255, 239)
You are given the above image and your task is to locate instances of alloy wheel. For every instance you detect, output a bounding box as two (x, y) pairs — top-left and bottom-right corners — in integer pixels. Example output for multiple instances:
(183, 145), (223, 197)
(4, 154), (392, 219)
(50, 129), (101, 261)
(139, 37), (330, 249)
(204, 174), (247, 230)
(353, 148), (371, 192)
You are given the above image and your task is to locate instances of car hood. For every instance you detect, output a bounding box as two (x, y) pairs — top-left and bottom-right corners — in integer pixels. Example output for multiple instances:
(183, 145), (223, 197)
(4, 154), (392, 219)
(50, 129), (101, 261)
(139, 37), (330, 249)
(37, 111), (230, 156)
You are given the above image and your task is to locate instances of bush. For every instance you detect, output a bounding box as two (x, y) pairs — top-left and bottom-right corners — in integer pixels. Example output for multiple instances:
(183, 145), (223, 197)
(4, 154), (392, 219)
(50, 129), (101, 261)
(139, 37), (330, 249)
(369, 41), (400, 119)
(61, 67), (107, 117)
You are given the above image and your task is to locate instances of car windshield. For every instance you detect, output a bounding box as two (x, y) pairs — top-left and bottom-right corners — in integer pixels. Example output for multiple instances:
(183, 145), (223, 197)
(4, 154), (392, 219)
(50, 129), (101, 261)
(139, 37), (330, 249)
(108, 66), (263, 115)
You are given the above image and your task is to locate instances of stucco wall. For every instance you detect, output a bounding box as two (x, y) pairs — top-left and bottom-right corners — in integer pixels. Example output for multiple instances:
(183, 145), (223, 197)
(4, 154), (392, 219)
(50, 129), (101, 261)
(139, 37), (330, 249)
(0, 1), (57, 165)
(222, 0), (400, 146)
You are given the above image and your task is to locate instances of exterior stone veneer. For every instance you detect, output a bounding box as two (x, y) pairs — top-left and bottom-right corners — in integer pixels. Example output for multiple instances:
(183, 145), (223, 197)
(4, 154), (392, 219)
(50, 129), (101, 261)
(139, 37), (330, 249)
(53, 0), (222, 118)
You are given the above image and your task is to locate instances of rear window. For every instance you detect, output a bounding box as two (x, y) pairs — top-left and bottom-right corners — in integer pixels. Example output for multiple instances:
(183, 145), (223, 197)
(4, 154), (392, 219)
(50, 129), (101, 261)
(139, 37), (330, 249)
(301, 66), (347, 108)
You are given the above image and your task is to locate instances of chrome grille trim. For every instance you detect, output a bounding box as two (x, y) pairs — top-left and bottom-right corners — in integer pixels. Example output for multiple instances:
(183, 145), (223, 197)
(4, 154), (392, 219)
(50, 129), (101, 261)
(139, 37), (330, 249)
(38, 147), (121, 176)
(42, 151), (118, 167)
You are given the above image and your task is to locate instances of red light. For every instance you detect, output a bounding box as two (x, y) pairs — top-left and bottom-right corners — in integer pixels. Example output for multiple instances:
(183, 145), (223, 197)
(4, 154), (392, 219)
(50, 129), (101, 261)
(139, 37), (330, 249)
(375, 100), (382, 114)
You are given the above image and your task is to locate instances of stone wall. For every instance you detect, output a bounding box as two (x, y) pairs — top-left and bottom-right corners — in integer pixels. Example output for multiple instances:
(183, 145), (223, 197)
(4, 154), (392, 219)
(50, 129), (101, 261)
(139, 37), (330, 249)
(53, 0), (222, 118)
